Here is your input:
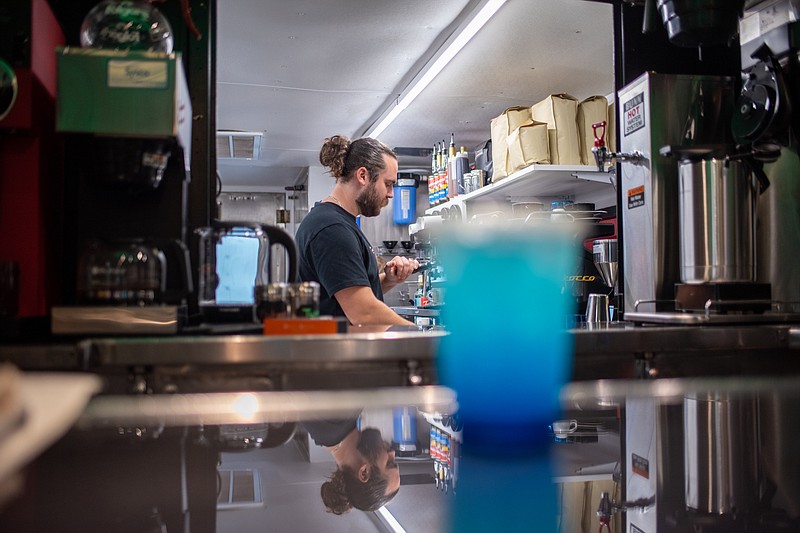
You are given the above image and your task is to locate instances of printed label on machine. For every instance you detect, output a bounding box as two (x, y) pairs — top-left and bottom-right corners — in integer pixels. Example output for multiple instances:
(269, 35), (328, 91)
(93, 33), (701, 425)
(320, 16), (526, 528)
(631, 524), (646, 533)
(107, 60), (168, 89)
(623, 92), (645, 136)
(632, 453), (650, 479)
(627, 185), (645, 209)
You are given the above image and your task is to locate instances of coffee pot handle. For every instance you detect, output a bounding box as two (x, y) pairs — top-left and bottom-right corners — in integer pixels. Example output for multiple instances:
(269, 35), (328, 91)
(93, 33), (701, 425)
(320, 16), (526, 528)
(152, 238), (194, 304)
(259, 224), (299, 283)
(726, 149), (778, 194)
(747, 159), (771, 194)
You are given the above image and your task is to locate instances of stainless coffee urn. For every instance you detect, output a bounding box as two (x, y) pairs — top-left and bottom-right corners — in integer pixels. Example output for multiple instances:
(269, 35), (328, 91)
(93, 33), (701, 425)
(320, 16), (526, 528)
(616, 72), (739, 321)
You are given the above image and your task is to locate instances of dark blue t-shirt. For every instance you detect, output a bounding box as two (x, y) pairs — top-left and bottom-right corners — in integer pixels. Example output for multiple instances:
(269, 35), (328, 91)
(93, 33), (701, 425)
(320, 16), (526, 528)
(301, 414), (360, 447)
(295, 202), (383, 318)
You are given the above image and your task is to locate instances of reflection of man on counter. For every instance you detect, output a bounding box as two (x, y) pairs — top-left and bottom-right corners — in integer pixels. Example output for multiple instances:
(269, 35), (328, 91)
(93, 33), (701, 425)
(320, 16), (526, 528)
(295, 135), (418, 326)
(303, 417), (399, 514)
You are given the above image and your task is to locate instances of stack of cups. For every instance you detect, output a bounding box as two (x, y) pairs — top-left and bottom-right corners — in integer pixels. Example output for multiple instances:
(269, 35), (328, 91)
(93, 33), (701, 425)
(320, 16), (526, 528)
(292, 282), (321, 318)
(254, 281), (320, 322)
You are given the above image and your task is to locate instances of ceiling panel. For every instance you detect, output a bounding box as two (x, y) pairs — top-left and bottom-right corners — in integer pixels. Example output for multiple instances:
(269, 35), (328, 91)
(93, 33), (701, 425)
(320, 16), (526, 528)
(216, 0), (614, 190)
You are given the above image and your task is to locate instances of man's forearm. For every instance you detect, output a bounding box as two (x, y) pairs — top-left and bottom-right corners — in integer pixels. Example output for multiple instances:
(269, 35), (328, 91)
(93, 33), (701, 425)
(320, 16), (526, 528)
(349, 299), (413, 326)
(335, 285), (414, 326)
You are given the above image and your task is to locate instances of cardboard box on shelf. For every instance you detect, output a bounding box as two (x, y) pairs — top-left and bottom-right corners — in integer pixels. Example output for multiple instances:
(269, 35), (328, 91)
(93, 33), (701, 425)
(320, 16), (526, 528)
(56, 47), (192, 167)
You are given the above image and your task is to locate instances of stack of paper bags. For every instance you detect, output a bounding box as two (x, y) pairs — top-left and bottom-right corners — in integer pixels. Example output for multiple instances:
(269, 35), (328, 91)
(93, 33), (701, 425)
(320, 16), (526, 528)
(577, 95), (609, 166)
(490, 106), (550, 182)
(488, 94), (615, 180)
(531, 93), (581, 165)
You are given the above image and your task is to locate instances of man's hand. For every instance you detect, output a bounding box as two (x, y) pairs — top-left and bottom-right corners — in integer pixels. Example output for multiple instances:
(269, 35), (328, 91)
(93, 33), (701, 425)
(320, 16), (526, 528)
(382, 256), (420, 287)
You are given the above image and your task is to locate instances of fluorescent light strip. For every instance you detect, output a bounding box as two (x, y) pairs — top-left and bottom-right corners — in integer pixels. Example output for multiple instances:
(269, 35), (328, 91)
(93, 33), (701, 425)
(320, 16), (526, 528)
(217, 130), (264, 137)
(375, 506), (408, 533)
(366, 0), (507, 138)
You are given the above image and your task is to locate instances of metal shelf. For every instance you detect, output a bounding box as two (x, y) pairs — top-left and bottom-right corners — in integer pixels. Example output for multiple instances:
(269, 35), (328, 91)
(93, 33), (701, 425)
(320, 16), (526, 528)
(425, 164), (614, 215)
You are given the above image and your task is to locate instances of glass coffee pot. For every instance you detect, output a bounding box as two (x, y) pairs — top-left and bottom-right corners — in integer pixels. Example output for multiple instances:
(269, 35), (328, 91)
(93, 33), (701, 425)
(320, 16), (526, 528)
(78, 239), (166, 305)
(195, 221), (298, 322)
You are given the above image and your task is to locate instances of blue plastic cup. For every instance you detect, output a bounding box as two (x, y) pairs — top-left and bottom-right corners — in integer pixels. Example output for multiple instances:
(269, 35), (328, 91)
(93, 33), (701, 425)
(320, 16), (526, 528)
(436, 223), (578, 530)
(436, 223), (578, 451)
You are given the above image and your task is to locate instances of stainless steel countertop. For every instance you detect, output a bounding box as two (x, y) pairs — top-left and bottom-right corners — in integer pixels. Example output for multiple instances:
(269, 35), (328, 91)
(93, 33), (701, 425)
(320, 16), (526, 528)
(561, 374), (800, 410)
(85, 330), (445, 367)
(571, 323), (800, 355)
(1, 324), (798, 376)
(391, 306), (442, 318)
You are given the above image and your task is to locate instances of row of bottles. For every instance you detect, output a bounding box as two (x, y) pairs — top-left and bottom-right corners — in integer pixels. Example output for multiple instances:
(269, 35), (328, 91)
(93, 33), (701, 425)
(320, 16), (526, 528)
(430, 424), (458, 494)
(428, 133), (472, 206)
(413, 267), (445, 308)
(413, 273), (429, 307)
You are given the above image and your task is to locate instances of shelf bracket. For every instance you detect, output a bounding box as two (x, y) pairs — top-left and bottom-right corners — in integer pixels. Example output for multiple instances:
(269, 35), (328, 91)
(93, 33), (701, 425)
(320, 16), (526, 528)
(571, 171), (612, 184)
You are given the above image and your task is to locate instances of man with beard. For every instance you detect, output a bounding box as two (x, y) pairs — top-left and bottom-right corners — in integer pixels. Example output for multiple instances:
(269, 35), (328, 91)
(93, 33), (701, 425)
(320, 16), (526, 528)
(295, 135), (418, 325)
(303, 418), (400, 515)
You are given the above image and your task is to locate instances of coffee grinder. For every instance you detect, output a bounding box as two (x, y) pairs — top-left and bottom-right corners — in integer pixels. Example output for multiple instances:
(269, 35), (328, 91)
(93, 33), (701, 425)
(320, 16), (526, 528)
(565, 213), (617, 324)
(590, 238), (618, 321)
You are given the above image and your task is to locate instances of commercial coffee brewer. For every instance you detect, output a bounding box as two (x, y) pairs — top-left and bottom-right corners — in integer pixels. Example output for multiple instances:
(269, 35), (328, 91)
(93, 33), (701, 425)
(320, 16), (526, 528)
(595, 2), (800, 532)
(50, 3), (195, 334)
(611, 25), (800, 324)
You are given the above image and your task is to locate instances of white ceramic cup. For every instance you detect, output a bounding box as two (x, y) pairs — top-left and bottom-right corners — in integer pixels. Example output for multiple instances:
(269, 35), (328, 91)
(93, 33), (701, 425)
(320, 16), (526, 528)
(552, 419), (578, 438)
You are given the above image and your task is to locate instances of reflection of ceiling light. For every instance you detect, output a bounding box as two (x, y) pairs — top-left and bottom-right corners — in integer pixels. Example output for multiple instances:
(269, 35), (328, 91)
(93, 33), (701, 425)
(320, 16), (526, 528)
(232, 393), (259, 421)
(375, 507), (406, 533)
(364, 0), (507, 139)
(216, 131), (263, 160)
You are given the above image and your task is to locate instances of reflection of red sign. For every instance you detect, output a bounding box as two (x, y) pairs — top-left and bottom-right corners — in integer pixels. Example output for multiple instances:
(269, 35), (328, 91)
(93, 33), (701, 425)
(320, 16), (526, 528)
(627, 185), (645, 209)
(632, 453), (650, 479)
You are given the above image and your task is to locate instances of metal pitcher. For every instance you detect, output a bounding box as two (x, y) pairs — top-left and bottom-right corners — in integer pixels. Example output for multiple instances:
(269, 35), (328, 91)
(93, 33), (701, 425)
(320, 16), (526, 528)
(661, 145), (771, 284)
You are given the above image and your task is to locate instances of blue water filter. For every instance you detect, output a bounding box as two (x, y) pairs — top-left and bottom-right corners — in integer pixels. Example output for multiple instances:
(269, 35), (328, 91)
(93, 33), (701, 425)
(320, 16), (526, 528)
(392, 177), (417, 224)
(392, 406), (418, 454)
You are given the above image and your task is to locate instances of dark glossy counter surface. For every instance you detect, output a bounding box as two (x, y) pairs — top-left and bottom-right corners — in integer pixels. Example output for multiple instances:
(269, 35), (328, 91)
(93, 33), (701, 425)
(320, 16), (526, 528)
(1, 324), (798, 384)
(571, 323), (800, 380)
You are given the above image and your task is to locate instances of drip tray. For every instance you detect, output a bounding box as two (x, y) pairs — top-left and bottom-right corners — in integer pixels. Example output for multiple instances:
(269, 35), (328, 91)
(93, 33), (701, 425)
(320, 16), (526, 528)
(51, 306), (186, 335)
(675, 283), (771, 313)
(625, 311), (800, 325)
